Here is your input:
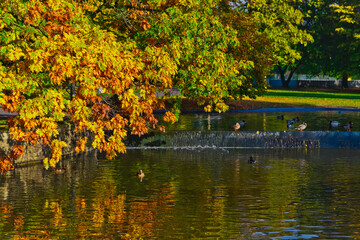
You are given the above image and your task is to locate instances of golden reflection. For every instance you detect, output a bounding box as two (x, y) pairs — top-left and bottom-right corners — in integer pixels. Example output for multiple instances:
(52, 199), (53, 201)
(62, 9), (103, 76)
(0, 200), (13, 215)
(75, 197), (87, 210)
(0, 201), (51, 239)
(13, 215), (24, 231)
(2, 150), (360, 239)
(50, 201), (63, 227)
(211, 185), (227, 228)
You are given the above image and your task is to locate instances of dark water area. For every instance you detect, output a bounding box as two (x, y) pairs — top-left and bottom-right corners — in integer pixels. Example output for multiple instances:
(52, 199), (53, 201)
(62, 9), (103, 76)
(1, 149), (360, 239)
(160, 110), (360, 132)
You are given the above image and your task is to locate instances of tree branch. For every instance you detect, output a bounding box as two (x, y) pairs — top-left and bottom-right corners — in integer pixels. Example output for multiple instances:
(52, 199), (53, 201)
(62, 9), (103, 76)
(124, 5), (162, 12)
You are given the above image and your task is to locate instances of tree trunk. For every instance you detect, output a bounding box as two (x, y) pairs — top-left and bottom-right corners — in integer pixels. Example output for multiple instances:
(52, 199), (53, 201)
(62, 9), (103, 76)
(277, 65), (288, 88)
(277, 65), (298, 88)
(341, 74), (349, 88)
(70, 82), (76, 101)
(286, 69), (296, 87)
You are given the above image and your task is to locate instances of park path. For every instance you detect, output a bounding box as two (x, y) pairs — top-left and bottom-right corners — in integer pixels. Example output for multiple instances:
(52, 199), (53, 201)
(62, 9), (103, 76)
(0, 108), (16, 120)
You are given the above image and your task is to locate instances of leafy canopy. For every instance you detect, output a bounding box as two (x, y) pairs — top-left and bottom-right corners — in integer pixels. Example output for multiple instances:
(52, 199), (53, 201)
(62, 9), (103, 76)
(0, 0), (305, 171)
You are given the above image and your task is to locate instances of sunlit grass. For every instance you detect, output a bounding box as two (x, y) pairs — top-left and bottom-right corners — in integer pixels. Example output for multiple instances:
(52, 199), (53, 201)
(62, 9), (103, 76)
(244, 89), (360, 109)
(0, 120), (8, 129)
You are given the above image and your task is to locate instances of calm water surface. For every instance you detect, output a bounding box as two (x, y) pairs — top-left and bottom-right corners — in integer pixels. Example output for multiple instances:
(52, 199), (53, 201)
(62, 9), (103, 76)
(1, 149), (360, 239)
(160, 110), (360, 131)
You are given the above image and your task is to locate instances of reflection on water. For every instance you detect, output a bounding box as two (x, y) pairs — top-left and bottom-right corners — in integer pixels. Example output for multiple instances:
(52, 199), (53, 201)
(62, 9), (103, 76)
(1, 149), (360, 239)
(160, 111), (360, 131)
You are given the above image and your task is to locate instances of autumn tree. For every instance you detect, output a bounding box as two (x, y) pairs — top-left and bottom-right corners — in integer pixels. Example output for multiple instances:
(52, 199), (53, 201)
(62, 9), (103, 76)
(0, 0), (276, 171)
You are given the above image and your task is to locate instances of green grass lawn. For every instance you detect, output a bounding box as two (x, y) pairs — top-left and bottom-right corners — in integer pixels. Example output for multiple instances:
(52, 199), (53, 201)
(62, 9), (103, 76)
(0, 120), (8, 129)
(241, 89), (360, 109)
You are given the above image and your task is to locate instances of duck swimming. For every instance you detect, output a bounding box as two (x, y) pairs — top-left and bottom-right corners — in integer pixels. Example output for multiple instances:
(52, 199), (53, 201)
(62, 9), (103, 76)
(137, 169), (145, 178)
(248, 156), (256, 164)
(295, 122), (307, 131)
(53, 168), (66, 174)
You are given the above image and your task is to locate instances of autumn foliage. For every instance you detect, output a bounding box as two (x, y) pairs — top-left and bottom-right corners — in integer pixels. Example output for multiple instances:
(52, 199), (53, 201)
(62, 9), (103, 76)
(0, 0), (308, 171)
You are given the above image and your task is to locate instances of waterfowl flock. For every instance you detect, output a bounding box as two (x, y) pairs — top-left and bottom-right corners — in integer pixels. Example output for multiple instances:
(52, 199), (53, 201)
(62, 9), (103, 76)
(232, 115), (354, 131)
(286, 117), (300, 129)
(327, 120), (353, 131)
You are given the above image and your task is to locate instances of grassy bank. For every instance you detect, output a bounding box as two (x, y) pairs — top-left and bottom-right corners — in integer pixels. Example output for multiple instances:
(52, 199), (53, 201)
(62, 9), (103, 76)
(250, 89), (360, 109)
(225, 89), (360, 109)
(0, 120), (7, 129)
(181, 88), (360, 111)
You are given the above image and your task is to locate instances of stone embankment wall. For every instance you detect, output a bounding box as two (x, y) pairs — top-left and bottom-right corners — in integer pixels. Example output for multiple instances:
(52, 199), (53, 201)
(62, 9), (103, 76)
(2, 129), (359, 167)
(0, 125), (93, 166)
(126, 131), (360, 149)
(0, 150), (99, 201)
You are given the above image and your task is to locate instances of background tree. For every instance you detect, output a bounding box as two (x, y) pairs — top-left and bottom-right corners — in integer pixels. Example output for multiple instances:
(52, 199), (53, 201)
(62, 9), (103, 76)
(300, 0), (360, 88)
(244, 0), (313, 88)
(217, 0), (275, 98)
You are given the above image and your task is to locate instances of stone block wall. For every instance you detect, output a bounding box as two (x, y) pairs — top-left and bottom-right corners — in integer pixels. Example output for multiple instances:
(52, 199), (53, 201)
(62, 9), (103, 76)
(126, 130), (360, 149)
(0, 125), (93, 166)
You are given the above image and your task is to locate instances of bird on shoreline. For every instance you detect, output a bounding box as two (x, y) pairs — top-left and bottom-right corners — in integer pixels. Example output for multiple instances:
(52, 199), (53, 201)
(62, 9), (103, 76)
(344, 121), (353, 131)
(295, 122), (307, 131)
(232, 122), (240, 131)
(293, 117), (300, 122)
(232, 120), (246, 131)
(237, 120), (246, 127)
(329, 120), (340, 128)
(287, 119), (295, 128)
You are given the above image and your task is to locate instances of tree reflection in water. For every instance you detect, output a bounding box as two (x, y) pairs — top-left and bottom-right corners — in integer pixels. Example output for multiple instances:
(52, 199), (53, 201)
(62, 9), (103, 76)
(1, 149), (360, 239)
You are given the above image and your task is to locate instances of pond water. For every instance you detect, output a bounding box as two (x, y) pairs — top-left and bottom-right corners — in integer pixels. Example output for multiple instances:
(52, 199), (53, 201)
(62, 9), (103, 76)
(1, 148), (360, 239)
(160, 110), (360, 132)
